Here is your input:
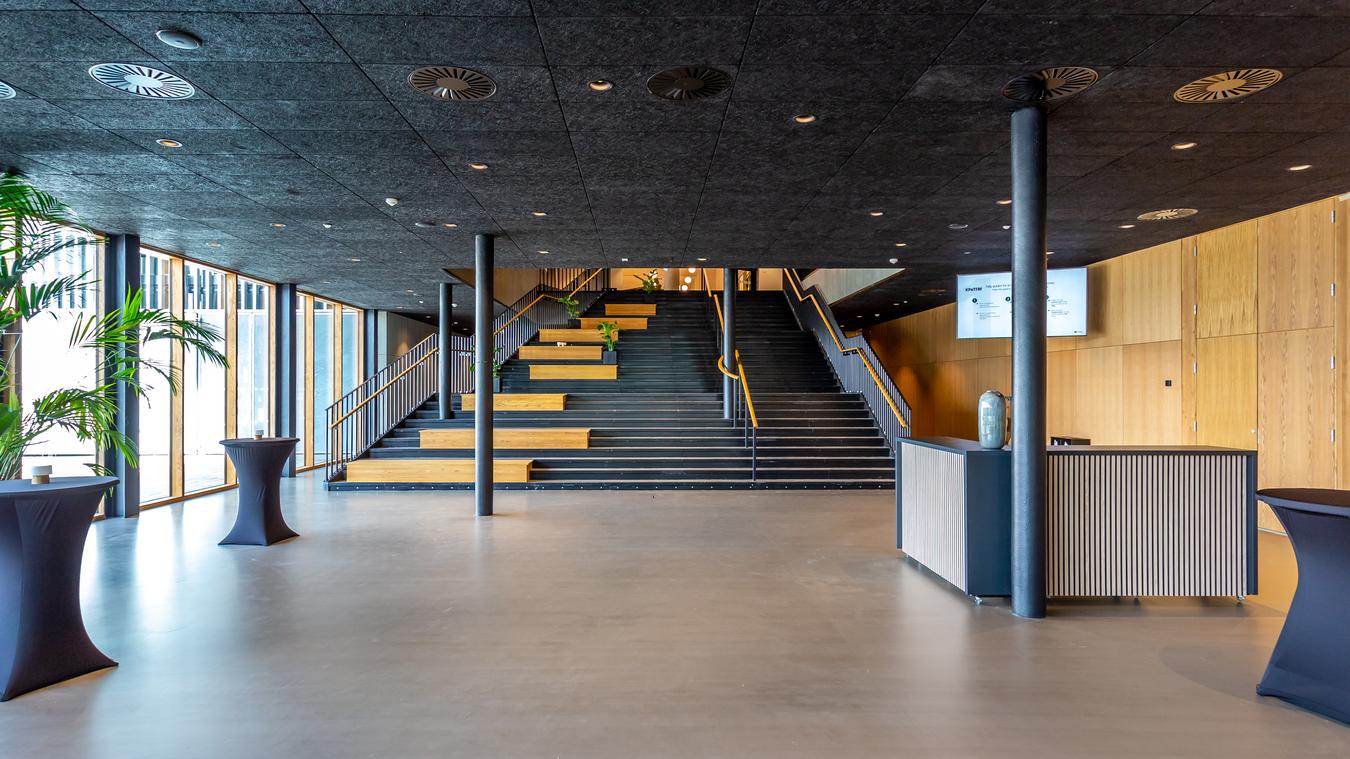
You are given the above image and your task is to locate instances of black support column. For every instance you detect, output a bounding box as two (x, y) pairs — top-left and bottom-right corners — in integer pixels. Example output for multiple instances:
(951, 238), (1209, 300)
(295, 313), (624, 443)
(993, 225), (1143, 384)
(273, 283), (298, 477)
(1010, 104), (1048, 619)
(101, 234), (140, 518)
(438, 282), (454, 420)
(474, 235), (494, 517)
(363, 308), (379, 379)
(722, 267), (736, 419)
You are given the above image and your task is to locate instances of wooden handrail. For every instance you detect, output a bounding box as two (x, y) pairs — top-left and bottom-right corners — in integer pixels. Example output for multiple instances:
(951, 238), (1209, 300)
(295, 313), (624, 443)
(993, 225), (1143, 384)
(494, 267), (604, 336)
(329, 348), (438, 428)
(783, 269), (908, 430)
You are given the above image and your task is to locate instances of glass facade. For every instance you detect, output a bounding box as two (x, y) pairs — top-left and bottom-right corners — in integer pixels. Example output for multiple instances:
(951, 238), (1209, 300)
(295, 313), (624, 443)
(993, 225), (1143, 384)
(184, 262), (228, 493)
(312, 301), (334, 464)
(138, 249), (173, 502)
(236, 278), (270, 439)
(295, 295), (307, 462)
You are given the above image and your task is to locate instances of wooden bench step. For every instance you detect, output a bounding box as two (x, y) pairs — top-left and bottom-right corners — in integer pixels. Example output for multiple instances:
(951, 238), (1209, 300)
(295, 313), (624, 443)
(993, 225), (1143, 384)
(346, 458), (533, 483)
(461, 393), (566, 411)
(578, 316), (647, 330)
(529, 364), (618, 380)
(605, 303), (656, 316)
(420, 428), (590, 449)
(518, 345), (601, 361)
(538, 328), (612, 343)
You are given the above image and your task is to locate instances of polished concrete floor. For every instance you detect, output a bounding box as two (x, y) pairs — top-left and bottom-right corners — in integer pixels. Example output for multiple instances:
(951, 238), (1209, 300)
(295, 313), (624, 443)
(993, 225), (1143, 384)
(0, 474), (1343, 758)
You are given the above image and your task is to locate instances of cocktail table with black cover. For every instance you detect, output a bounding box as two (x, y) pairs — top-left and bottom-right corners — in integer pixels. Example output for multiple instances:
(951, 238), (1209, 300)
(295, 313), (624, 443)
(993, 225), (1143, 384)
(220, 437), (299, 546)
(1256, 488), (1350, 724)
(0, 476), (118, 701)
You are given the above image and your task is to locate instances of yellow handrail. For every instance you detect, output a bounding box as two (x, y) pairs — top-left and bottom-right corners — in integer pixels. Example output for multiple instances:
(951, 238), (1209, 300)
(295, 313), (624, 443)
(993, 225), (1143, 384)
(716, 351), (759, 429)
(494, 267), (604, 336)
(783, 269), (908, 430)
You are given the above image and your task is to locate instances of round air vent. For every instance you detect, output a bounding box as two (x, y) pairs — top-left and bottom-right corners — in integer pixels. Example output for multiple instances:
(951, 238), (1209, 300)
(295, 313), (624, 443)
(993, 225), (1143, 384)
(408, 66), (496, 101)
(1136, 208), (1198, 221)
(1002, 66), (1098, 102)
(0, 81), (14, 100)
(88, 63), (194, 99)
(1173, 68), (1282, 103)
(647, 66), (732, 100)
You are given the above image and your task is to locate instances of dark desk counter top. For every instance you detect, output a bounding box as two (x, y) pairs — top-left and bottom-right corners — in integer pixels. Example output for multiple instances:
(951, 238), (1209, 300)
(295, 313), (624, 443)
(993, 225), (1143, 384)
(898, 437), (1254, 456)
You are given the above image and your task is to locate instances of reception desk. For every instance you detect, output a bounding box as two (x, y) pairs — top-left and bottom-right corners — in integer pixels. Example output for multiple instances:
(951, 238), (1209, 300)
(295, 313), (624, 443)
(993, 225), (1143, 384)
(896, 438), (1257, 599)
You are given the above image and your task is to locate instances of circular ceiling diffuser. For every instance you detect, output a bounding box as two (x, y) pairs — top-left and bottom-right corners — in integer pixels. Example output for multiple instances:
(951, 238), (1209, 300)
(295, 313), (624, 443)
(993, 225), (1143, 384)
(1136, 208), (1199, 221)
(88, 63), (194, 99)
(0, 81), (14, 100)
(408, 66), (497, 101)
(1173, 68), (1282, 103)
(647, 66), (732, 100)
(1002, 66), (1098, 102)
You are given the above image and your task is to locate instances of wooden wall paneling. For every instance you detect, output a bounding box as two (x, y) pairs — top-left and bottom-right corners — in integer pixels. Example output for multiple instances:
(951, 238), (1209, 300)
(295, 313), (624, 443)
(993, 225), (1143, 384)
(1259, 198), (1335, 332)
(224, 272), (238, 484)
(1338, 197), (1349, 489)
(1181, 235), (1199, 445)
(1073, 346), (1124, 444)
(1258, 328), (1336, 489)
(1196, 220), (1258, 338)
(169, 258), (184, 498)
(934, 360), (980, 439)
(897, 363), (937, 437)
(1075, 258), (1124, 350)
(1121, 240), (1183, 345)
(1046, 350), (1078, 440)
(1195, 334), (1257, 450)
(1121, 340), (1185, 445)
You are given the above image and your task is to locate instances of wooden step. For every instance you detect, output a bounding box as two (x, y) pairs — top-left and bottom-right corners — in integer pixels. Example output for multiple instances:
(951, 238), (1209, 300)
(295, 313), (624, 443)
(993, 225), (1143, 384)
(420, 428), (591, 449)
(346, 458), (533, 483)
(461, 393), (566, 411)
(605, 303), (656, 316)
(519, 345), (602, 361)
(538, 327), (613, 343)
(529, 364), (618, 380)
(578, 316), (647, 330)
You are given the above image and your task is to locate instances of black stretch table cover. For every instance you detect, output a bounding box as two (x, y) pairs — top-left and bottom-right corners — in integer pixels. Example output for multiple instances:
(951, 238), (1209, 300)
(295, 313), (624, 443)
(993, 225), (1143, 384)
(1256, 488), (1350, 724)
(220, 438), (299, 546)
(0, 476), (118, 701)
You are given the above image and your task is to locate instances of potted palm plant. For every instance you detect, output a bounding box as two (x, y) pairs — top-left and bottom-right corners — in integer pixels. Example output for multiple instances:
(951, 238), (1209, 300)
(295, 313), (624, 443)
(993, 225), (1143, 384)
(633, 270), (661, 303)
(552, 293), (581, 321)
(0, 171), (226, 482)
(596, 321), (619, 364)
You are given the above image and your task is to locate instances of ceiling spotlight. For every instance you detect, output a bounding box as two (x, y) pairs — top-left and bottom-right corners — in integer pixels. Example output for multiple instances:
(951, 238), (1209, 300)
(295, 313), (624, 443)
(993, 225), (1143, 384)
(1118, 223), (1135, 229)
(697, 257), (707, 261)
(683, 276), (693, 284)
(452, 302), (458, 307)
(468, 162), (488, 171)
(948, 223), (968, 230)
(963, 251), (972, 255)
(1002, 225), (1011, 230)
(270, 222), (286, 228)
(680, 285), (689, 291)
(322, 222), (333, 229)
(688, 267), (696, 273)
(349, 257), (361, 262)
(155, 138), (182, 148)
(414, 221), (435, 228)
(1287, 164), (1312, 172)
(588, 80), (613, 92)
(792, 114), (817, 124)
(894, 242), (906, 248)
(538, 250), (549, 255)
(1171, 141), (1198, 150)
(620, 257), (629, 262)
(1046, 251), (1055, 256)
(385, 197), (399, 206)
(874, 313), (880, 317)
(443, 223), (457, 229)
(996, 199), (1012, 205)
(888, 258), (898, 265)
(892, 302), (899, 306)
(531, 210), (547, 217)
(155, 28), (202, 50)
(206, 241), (221, 248)
(868, 211), (884, 217)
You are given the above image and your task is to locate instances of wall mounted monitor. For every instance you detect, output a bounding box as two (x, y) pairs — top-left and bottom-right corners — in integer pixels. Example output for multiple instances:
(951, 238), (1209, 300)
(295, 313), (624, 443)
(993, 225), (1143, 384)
(956, 267), (1088, 339)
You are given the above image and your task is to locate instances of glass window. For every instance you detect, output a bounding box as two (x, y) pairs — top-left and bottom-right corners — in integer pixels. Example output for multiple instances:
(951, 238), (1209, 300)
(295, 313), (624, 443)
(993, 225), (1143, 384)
(236, 278), (270, 439)
(295, 295), (307, 463)
(138, 249), (173, 502)
(19, 227), (102, 479)
(341, 306), (360, 394)
(312, 301), (333, 463)
(183, 262), (227, 493)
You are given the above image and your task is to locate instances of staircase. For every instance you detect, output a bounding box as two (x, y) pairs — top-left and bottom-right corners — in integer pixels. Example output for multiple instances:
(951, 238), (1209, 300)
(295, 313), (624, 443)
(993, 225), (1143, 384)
(331, 289), (895, 490)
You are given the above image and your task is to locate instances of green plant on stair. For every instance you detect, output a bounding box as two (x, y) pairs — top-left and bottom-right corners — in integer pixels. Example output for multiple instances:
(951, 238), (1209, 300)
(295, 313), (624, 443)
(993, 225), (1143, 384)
(552, 293), (581, 320)
(468, 346), (503, 377)
(596, 320), (619, 352)
(633, 270), (662, 294)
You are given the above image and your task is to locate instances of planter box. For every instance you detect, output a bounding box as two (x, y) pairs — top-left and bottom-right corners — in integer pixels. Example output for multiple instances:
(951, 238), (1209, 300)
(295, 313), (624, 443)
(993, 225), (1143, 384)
(602, 350), (617, 365)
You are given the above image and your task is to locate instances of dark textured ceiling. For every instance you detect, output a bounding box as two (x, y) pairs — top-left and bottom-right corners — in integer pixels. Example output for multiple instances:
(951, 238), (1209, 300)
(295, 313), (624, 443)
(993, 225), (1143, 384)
(1, 2), (1349, 320)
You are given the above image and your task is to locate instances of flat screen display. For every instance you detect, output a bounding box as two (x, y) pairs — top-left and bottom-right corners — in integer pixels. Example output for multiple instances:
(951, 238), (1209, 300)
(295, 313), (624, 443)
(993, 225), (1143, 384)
(956, 268), (1088, 339)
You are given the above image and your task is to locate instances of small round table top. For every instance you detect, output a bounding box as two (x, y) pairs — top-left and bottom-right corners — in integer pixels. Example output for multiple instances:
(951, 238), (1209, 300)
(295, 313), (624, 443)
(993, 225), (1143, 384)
(0, 476), (118, 496)
(1257, 488), (1350, 515)
(219, 437), (300, 448)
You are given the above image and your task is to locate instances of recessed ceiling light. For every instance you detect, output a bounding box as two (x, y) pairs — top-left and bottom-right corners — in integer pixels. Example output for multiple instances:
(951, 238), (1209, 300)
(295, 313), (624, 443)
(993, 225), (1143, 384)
(350, 257), (361, 262)
(155, 138), (182, 148)
(903, 300), (908, 304)
(893, 242), (907, 248)
(963, 251), (972, 255)
(688, 267), (696, 273)
(587, 80), (613, 92)
(443, 223), (457, 228)
(620, 257), (629, 262)
(892, 302), (899, 306)
(538, 250), (549, 255)
(683, 276), (693, 284)
(206, 241), (221, 248)
(1002, 225), (1011, 230)
(452, 302), (458, 307)
(468, 162), (488, 171)
(1118, 223), (1136, 229)
(868, 211), (884, 217)
(406, 289), (415, 293)
(418, 300), (424, 304)
(385, 197), (399, 206)
(1171, 141), (1198, 150)
(697, 257), (707, 261)
(322, 222), (333, 229)
(155, 28), (202, 50)
(531, 211), (547, 217)
(1287, 164), (1312, 172)
(1046, 251), (1055, 256)
(414, 221), (435, 228)
(996, 199), (1012, 205)
(270, 222), (286, 228)
(874, 313), (880, 317)
(792, 114), (817, 124)
(948, 223), (968, 230)
(888, 258), (898, 264)
(680, 284), (689, 291)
